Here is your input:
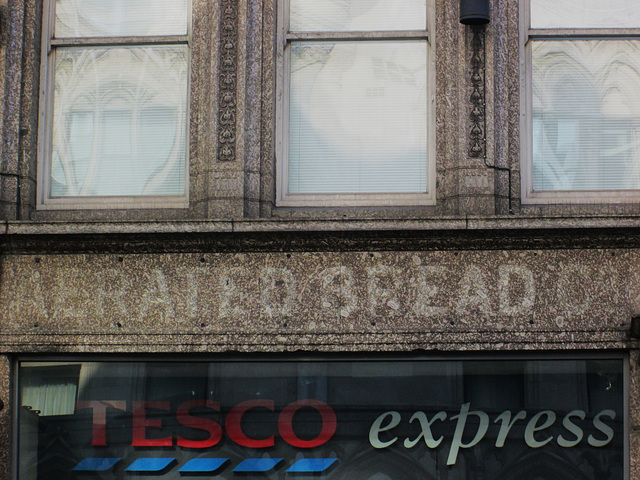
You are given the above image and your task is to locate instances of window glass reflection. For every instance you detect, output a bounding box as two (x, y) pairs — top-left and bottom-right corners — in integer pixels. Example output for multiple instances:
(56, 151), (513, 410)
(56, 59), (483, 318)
(51, 46), (187, 197)
(531, 0), (640, 29)
(55, 0), (188, 37)
(532, 40), (640, 191)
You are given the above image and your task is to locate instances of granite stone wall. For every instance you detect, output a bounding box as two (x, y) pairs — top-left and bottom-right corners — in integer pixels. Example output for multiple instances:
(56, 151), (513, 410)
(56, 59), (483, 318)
(0, 0), (639, 478)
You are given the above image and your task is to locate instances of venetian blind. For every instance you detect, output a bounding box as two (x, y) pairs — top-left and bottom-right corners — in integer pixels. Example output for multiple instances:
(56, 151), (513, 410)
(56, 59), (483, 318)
(286, 0), (428, 196)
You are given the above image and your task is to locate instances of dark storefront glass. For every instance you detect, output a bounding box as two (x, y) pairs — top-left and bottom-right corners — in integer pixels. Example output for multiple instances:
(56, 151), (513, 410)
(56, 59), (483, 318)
(18, 357), (625, 480)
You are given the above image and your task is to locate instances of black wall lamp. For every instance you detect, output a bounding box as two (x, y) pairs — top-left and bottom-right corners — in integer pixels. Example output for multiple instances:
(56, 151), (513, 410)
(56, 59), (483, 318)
(460, 0), (490, 25)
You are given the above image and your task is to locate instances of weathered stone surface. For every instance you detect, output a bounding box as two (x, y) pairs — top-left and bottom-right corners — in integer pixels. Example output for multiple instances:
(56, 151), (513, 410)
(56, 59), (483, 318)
(632, 428), (640, 480)
(0, 356), (10, 480)
(631, 351), (640, 429)
(0, 248), (633, 352)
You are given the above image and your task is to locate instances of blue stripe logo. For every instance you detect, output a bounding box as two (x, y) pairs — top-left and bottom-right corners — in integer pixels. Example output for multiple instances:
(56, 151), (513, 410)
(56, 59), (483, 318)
(73, 458), (121, 471)
(287, 458), (337, 473)
(178, 458), (228, 473)
(74, 457), (337, 474)
(233, 458), (283, 473)
(125, 458), (176, 473)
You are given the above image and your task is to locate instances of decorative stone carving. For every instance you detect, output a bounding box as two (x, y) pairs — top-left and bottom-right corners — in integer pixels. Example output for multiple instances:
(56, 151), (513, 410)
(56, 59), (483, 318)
(218, 1), (239, 162)
(469, 25), (486, 159)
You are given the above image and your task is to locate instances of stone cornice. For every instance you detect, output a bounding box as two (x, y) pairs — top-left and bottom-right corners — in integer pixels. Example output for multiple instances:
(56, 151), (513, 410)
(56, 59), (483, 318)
(3, 217), (640, 254)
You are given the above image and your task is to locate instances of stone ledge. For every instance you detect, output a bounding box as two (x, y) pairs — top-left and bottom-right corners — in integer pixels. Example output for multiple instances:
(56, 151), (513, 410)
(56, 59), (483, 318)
(3, 224), (640, 254)
(0, 330), (632, 353)
(6, 215), (640, 236)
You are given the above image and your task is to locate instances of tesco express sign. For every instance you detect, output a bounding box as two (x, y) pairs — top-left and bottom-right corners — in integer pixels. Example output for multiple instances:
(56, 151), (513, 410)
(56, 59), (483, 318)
(76, 399), (616, 467)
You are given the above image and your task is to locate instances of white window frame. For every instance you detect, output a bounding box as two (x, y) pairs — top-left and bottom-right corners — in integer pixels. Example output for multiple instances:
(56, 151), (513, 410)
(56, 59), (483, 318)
(275, 0), (436, 208)
(36, 0), (191, 210)
(521, 0), (640, 205)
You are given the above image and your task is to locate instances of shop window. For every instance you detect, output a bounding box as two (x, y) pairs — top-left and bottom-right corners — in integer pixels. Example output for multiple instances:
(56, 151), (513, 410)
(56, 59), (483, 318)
(276, 0), (435, 207)
(37, 0), (189, 210)
(17, 357), (625, 480)
(522, 0), (640, 204)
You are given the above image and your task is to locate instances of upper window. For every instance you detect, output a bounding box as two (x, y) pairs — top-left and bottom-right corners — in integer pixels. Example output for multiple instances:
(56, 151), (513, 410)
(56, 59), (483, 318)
(276, 0), (435, 207)
(37, 0), (190, 210)
(522, 0), (640, 204)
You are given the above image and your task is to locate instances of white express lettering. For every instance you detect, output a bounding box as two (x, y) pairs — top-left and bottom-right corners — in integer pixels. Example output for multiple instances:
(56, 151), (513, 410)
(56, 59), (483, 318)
(557, 410), (586, 448)
(369, 411), (401, 448)
(524, 410), (556, 448)
(369, 406), (617, 466)
(403, 411), (447, 449)
(588, 409), (616, 447)
(447, 403), (490, 465)
(494, 410), (527, 447)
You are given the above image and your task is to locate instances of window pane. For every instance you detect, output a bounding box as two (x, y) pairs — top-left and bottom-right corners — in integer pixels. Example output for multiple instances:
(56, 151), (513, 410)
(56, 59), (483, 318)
(51, 46), (188, 197)
(55, 0), (188, 37)
(288, 41), (428, 195)
(532, 40), (640, 191)
(531, 0), (640, 29)
(290, 0), (426, 32)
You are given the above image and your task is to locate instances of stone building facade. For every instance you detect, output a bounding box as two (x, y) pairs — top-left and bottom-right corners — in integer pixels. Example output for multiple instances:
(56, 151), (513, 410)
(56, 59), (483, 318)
(0, 0), (638, 479)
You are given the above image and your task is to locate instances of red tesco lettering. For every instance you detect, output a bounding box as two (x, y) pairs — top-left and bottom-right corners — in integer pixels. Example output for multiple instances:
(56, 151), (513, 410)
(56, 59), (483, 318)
(76, 399), (337, 449)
